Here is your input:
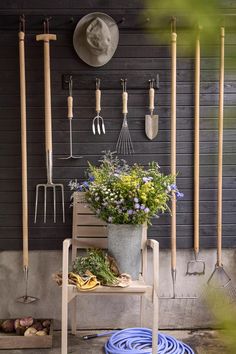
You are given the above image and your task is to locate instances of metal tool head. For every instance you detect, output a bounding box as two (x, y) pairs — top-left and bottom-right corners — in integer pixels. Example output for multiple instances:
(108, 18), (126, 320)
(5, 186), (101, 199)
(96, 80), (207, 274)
(34, 182), (65, 223)
(160, 269), (198, 299)
(116, 115), (134, 155)
(59, 155), (83, 160)
(186, 254), (206, 276)
(145, 114), (159, 140)
(17, 267), (39, 304)
(208, 264), (232, 289)
(92, 115), (105, 135)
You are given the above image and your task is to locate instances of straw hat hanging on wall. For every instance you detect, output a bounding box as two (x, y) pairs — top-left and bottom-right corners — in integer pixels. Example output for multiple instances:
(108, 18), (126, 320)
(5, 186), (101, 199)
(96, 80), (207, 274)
(73, 12), (119, 67)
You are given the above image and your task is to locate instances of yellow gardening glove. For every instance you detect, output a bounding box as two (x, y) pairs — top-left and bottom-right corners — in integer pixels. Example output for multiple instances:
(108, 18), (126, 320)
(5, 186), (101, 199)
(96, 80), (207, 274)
(68, 271), (100, 291)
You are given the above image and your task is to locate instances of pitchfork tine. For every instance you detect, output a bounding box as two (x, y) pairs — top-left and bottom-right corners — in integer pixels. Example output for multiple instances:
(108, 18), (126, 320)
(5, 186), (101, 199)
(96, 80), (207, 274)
(34, 185), (39, 223)
(53, 185), (56, 223)
(61, 185), (65, 223)
(44, 186), (47, 223)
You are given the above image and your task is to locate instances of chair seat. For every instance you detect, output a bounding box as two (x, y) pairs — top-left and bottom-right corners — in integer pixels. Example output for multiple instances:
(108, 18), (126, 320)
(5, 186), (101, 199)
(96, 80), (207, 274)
(67, 278), (152, 302)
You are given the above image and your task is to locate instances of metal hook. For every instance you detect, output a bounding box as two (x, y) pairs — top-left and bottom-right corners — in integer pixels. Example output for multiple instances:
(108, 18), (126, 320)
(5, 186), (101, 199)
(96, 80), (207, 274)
(96, 78), (101, 90)
(19, 14), (25, 33)
(116, 17), (125, 26)
(149, 78), (155, 89)
(121, 78), (127, 92)
(68, 76), (73, 96)
(171, 16), (177, 33)
(43, 17), (52, 33)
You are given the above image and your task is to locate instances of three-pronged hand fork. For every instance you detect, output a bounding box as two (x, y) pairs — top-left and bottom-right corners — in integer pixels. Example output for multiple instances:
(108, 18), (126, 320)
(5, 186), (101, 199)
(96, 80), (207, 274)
(34, 19), (65, 224)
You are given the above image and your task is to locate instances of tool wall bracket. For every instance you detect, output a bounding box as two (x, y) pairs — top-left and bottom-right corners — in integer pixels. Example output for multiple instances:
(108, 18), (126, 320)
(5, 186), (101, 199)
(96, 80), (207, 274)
(62, 73), (159, 91)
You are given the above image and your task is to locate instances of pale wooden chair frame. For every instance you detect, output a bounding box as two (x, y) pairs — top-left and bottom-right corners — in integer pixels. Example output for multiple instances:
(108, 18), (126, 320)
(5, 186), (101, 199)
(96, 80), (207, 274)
(61, 192), (159, 354)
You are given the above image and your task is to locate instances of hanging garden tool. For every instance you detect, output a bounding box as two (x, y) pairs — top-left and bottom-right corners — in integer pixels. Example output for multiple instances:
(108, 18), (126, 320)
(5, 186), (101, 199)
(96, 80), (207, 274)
(207, 27), (236, 302)
(186, 26), (205, 276)
(116, 79), (134, 155)
(59, 76), (82, 159)
(161, 18), (196, 300)
(145, 79), (159, 140)
(34, 19), (65, 224)
(17, 15), (38, 304)
(92, 78), (105, 135)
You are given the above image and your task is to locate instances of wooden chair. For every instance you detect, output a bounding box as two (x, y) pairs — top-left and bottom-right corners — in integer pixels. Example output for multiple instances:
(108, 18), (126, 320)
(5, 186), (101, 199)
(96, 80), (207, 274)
(61, 192), (159, 354)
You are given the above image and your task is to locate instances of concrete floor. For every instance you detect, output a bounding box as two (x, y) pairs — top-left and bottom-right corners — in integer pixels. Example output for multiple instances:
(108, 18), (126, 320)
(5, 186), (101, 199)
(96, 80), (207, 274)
(0, 330), (226, 354)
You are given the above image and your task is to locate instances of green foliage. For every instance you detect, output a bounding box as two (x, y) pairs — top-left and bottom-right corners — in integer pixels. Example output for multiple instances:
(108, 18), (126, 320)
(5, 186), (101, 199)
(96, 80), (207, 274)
(206, 289), (236, 354)
(70, 152), (181, 225)
(72, 249), (118, 286)
(145, 0), (236, 61)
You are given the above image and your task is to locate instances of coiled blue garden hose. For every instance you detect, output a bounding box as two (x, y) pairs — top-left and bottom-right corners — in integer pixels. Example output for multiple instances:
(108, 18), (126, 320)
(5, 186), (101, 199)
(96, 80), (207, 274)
(83, 327), (195, 354)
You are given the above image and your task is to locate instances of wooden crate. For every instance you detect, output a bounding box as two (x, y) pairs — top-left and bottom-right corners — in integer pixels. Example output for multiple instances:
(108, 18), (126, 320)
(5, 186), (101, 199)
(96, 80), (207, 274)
(0, 319), (53, 349)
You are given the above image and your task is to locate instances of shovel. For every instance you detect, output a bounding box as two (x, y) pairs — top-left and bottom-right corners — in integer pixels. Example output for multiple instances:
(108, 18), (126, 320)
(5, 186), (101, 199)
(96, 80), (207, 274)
(145, 79), (158, 140)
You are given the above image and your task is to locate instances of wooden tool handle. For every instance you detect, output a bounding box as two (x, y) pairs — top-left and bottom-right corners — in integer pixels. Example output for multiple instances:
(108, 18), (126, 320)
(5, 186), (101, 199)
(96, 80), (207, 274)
(149, 87), (155, 112)
(122, 91), (128, 114)
(194, 32), (200, 254)
(67, 96), (73, 119)
(19, 31), (28, 268)
(171, 31), (177, 270)
(36, 33), (56, 152)
(96, 89), (101, 113)
(217, 27), (225, 266)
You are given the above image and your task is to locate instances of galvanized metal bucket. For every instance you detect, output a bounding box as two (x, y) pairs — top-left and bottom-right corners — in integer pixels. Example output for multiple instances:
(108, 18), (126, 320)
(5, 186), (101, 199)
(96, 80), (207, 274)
(107, 224), (143, 280)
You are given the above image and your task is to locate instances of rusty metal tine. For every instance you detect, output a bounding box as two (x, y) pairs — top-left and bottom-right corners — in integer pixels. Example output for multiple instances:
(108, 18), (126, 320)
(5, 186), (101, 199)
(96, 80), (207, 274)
(44, 185), (47, 223)
(34, 185), (39, 223)
(53, 185), (56, 223)
(61, 185), (65, 223)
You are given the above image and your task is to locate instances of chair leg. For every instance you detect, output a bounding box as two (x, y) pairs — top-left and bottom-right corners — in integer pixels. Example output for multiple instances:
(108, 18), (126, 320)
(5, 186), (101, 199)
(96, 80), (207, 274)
(71, 297), (77, 335)
(61, 294), (68, 354)
(140, 295), (145, 327)
(152, 291), (158, 354)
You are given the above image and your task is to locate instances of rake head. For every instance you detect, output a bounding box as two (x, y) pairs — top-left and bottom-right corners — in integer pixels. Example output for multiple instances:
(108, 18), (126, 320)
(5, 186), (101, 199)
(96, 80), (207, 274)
(206, 264), (236, 304)
(34, 182), (65, 223)
(116, 117), (134, 155)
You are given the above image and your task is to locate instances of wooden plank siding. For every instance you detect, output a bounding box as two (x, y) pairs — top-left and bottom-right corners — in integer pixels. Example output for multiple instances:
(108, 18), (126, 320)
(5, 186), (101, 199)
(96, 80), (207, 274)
(0, 0), (236, 250)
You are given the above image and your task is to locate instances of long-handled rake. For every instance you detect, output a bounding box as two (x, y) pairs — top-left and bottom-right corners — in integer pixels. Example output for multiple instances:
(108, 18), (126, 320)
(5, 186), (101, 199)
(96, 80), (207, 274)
(207, 27), (236, 302)
(161, 19), (196, 300)
(116, 79), (134, 155)
(34, 19), (65, 224)
(17, 16), (38, 303)
(186, 27), (205, 276)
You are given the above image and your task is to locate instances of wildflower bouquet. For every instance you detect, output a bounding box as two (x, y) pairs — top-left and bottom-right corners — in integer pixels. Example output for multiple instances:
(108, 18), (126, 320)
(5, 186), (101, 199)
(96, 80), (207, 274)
(69, 152), (183, 225)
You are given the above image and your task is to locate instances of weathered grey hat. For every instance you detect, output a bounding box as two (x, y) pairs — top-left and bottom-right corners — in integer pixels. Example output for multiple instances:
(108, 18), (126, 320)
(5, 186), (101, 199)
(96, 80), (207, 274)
(73, 12), (119, 67)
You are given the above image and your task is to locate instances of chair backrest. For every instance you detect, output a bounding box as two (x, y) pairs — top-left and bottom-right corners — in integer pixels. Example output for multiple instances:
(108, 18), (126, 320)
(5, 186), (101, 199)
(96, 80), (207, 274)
(72, 192), (108, 251)
(72, 191), (148, 277)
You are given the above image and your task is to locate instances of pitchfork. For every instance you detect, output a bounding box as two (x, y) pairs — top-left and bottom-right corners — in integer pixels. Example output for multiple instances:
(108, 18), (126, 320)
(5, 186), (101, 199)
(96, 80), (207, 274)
(34, 19), (65, 224)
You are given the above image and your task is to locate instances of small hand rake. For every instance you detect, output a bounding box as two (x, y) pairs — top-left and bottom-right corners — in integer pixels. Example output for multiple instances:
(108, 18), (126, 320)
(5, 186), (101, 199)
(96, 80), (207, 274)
(116, 79), (134, 155)
(34, 19), (65, 224)
(186, 27), (205, 276)
(207, 27), (236, 303)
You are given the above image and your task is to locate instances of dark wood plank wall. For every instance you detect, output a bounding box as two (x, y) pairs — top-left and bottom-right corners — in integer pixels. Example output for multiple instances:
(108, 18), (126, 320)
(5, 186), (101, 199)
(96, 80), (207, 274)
(0, 0), (236, 250)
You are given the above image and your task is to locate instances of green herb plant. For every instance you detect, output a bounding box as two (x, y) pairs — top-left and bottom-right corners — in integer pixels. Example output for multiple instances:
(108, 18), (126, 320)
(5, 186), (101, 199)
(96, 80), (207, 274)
(72, 249), (118, 286)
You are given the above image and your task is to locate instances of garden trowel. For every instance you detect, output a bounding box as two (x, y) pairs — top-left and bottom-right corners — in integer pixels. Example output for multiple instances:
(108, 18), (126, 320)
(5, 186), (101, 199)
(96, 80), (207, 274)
(145, 80), (158, 140)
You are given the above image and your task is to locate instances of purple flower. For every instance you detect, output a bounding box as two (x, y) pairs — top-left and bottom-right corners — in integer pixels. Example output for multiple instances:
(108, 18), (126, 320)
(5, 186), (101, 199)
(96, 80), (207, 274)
(134, 203), (140, 209)
(140, 204), (145, 210)
(89, 175), (95, 182)
(144, 207), (150, 213)
(127, 210), (133, 215)
(134, 197), (139, 203)
(83, 181), (89, 189)
(176, 192), (184, 199)
(170, 184), (177, 191)
(142, 176), (153, 183)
